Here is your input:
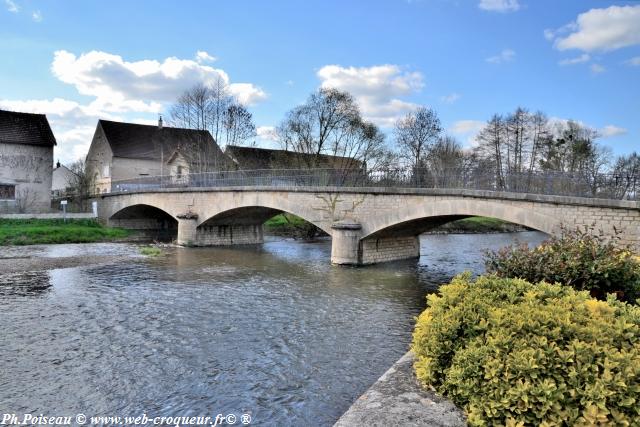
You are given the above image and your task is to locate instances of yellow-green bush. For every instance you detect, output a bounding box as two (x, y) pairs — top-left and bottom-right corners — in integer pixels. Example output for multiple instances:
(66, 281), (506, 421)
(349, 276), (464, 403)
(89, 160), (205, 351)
(412, 274), (640, 426)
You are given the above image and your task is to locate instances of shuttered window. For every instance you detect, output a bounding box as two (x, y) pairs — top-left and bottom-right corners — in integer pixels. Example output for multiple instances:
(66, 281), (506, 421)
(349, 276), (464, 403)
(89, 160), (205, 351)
(0, 184), (15, 200)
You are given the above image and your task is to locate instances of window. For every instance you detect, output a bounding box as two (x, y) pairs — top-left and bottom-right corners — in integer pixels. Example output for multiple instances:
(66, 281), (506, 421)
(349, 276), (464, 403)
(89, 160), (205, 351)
(176, 166), (183, 178)
(0, 184), (15, 200)
(102, 165), (110, 178)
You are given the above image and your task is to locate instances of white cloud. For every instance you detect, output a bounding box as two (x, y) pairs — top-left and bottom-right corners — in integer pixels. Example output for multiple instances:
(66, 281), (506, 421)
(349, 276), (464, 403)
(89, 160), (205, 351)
(31, 10), (41, 22)
(486, 49), (515, 64)
(51, 50), (266, 110)
(2, 50), (266, 163)
(600, 125), (627, 138)
(590, 63), (605, 74)
(5, 0), (18, 12)
(478, 0), (520, 13)
(558, 54), (590, 66)
(551, 5), (640, 52)
(626, 56), (640, 66)
(317, 64), (424, 127)
(256, 126), (278, 142)
(450, 120), (485, 147)
(440, 93), (461, 104)
(195, 50), (216, 63)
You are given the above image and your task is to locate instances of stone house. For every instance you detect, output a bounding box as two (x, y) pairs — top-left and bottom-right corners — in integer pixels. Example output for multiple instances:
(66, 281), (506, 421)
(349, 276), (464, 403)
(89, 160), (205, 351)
(0, 109), (56, 213)
(52, 161), (78, 196)
(85, 118), (233, 193)
(224, 145), (366, 171)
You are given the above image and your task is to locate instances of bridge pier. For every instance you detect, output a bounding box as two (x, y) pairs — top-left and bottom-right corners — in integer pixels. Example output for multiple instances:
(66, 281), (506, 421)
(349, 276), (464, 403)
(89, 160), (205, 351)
(331, 221), (363, 265)
(177, 218), (198, 246)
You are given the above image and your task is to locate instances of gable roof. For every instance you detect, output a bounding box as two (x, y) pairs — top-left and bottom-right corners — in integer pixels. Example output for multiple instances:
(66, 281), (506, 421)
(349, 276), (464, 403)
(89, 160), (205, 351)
(225, 145), (365, 170)
(0, 109), (57, 147)
(98, 119), (216, 161)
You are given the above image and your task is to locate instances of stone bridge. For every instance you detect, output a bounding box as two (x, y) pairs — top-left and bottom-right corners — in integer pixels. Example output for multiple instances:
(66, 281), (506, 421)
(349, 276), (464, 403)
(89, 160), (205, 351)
(95, 186), (640, 265)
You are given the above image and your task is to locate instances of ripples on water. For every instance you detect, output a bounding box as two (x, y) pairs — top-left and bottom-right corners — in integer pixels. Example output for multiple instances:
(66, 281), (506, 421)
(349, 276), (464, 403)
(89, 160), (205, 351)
(0, 232), (545, 426)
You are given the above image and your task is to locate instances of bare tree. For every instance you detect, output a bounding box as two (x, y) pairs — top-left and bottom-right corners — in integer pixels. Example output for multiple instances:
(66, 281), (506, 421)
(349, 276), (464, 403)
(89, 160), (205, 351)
(223, 104), (256, 146)
(393, 107), (442, 170)
(276, 88), (386, 171)
(169, 80), (256, 149)
(427, 136), (464, 186)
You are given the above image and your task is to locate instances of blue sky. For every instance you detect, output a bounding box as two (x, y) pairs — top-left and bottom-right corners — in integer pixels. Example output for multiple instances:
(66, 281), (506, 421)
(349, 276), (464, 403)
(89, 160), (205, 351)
(1, 0), (639, 164)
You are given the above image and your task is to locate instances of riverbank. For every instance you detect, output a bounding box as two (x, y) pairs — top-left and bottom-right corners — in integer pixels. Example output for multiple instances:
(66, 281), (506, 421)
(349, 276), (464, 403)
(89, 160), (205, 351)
(265, 214), (528, 237)
(334, 352), (465, 427)
(0, 219), (130, 245)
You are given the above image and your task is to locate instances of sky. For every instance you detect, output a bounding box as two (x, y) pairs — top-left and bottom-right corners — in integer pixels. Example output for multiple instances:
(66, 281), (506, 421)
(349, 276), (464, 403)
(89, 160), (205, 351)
(1, 0), (639, 164)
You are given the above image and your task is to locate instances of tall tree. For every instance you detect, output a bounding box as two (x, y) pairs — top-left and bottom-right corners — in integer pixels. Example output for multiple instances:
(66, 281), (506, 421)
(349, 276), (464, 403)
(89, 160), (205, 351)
(169, 80), (256, 147)
(276, 88), (387, 171)
(393, 107), (442, 170)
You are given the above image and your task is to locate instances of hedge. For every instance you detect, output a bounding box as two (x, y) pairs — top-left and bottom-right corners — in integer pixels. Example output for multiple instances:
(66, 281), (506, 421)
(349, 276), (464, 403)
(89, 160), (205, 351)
(412, 274), (640, 426)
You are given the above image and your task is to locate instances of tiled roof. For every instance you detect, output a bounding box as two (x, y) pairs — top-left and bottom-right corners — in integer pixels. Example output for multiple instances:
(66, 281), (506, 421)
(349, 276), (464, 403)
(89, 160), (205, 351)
(0, 109), (57, 147)
(98, 120), (233, 168)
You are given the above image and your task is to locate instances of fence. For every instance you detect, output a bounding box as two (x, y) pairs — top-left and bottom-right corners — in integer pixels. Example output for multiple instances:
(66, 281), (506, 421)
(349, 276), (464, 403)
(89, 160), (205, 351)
(108, 168), (639, 201)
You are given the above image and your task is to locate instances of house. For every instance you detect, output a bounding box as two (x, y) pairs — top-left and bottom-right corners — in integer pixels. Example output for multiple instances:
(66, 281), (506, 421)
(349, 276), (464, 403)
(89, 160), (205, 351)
(85, 118), (234, 193)
(52, 161), (78, 196)
(0, 109), (56, 212)
(224, 145), (366, 171)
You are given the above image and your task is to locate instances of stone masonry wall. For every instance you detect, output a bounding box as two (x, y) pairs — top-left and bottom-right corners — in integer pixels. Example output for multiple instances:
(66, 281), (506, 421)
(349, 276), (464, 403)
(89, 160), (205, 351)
(360, 236), (420, 264)
(194, 224), (263, 246)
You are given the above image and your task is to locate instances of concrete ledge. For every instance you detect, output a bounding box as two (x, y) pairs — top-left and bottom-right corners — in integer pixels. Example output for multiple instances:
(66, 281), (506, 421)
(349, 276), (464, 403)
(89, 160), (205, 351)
(334, 352), (465, 427)
(0, 213), (96, 220)
(99, 186), (639, 210)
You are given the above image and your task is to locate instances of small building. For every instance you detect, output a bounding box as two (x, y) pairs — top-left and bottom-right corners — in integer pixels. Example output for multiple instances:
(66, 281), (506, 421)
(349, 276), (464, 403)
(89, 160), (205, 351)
(224, 145), (365, 171)
(0, 109), (56, 213)
(52, 161), (78, 197)
(85, 118), (234, 193)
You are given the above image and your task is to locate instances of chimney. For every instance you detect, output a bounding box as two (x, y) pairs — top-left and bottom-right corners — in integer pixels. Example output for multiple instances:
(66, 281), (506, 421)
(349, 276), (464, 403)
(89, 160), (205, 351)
(158, 115), (163, 130)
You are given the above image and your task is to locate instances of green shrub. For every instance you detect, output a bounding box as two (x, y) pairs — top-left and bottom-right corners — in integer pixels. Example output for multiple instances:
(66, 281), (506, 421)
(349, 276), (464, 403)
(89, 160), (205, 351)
(412, 274), (640, 426)
(139, 246), (162, 256)
(484, 226), (640, 302)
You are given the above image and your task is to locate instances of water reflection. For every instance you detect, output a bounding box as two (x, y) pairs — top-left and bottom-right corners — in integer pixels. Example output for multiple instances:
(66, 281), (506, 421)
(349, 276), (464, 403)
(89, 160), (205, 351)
(0, 271), (51, 296)
(0, 232), (546, 426)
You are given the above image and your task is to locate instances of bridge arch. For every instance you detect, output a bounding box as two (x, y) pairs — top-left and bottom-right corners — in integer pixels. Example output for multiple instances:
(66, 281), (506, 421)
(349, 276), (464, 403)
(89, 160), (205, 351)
(361, 199), (560, 239)
(197, 195), (333, 236)
(352, 199), (559, 265)
(109, 203), (178, 241)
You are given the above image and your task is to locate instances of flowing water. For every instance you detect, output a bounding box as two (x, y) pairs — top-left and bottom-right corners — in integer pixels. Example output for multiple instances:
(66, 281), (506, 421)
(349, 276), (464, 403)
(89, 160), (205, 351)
(0, 232), (546, 426)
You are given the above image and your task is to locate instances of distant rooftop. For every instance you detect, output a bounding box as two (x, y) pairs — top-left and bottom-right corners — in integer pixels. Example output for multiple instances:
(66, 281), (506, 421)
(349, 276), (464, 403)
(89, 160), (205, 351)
(98, 119), (220, 161)
(0, 109), (57, 147)
(225, 145), (365, 170)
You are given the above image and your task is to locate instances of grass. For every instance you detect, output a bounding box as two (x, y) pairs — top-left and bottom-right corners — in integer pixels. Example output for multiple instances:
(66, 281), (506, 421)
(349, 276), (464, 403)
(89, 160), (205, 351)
(139, 246), (162, 256)
(264, 213), (309, 229)
(0, 218), (130, 245)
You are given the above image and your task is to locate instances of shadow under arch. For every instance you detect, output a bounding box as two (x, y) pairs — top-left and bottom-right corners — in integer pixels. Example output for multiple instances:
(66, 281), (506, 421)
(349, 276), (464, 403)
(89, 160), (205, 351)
(109, 204), (178, 241)
(198, 205), (333, 236)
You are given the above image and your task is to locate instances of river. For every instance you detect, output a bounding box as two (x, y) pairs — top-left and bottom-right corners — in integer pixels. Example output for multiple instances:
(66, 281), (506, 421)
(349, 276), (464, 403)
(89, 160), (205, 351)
(0, 232), (545, 426)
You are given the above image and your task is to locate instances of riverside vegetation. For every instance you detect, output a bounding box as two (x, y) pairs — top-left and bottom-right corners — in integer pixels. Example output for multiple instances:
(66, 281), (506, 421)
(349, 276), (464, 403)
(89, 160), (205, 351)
(0, 219), (130, 245)
(412, 229), (640, 425)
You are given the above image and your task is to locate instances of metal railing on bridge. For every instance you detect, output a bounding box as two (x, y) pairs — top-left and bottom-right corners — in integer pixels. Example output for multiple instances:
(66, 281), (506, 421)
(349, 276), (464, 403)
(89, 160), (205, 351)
(109, 168), (639, 201)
